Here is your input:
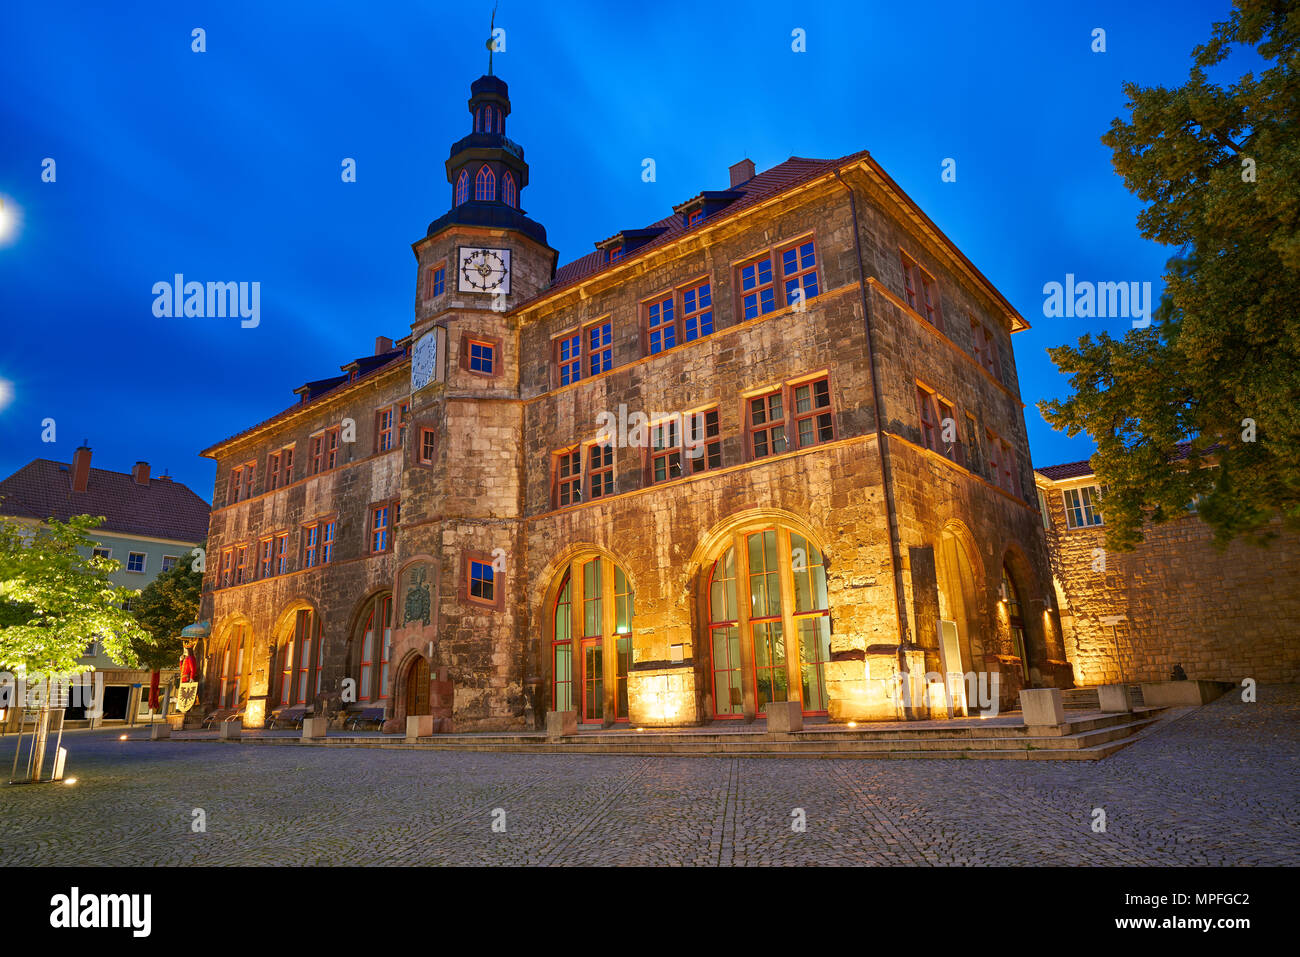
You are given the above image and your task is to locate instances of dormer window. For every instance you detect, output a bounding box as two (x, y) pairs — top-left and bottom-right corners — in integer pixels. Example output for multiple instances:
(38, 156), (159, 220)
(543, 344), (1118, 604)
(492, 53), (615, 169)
(475, 164), (495, 201)
(687, 208), (703, 227)
(608, 245), (624, 263)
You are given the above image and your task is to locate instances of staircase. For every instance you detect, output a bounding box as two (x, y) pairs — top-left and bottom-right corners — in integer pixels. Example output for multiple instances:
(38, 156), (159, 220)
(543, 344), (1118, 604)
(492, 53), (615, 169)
(224, 707), (1171, 761)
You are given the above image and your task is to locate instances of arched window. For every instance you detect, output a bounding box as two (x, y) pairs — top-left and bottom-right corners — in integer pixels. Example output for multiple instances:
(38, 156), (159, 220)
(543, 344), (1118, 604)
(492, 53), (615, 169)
(357, 594), (393, 703)
(475, 106), (484, 132)
(706, 527), (831, 718)
(551, 557), (634, 723)
(475, 164), (495, 202)
(1002, 565), (1029, 680)
(276, 609), (322, 707)
(455, 169), (468, 206)
(502, 170), (517, 208)
(220, 623), (250, 709)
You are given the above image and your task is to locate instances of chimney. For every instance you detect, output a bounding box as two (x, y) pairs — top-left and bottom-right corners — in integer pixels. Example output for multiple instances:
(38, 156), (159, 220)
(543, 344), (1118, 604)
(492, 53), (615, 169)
(375, 336), (393, 355)
(729, 158), (756, 188)
(132, 461), (150, 486)
(71, 445), (92, 493)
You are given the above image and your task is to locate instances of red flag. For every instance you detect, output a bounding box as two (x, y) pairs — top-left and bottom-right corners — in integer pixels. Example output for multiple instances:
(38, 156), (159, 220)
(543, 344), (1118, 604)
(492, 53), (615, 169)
(148, 670), (160, 711)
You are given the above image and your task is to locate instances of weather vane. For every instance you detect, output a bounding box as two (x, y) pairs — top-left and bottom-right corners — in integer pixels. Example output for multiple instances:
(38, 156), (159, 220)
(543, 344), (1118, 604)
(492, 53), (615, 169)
(486, 2), (498, 75)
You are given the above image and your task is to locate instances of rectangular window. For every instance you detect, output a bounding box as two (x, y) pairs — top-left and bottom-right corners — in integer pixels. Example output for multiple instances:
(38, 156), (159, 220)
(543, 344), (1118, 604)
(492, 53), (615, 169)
(780, 239), (819, 308)
(645, 294), (676, 354)
(793, 377), (833, 448)
(324, 427), (340, 470)
(370, 505), (391, 553)
(608, 244), (624, 263)
(228, 462), (256, 503)
(1063, 485), (1104, 529)
(687, 208), (703, 227)
(555, 448), (582, 507)
(468, 559), (495, 604)
(376, 407), (395, 452)
(918, 386), (940, 451)
(964, 413), (983, 476)
(220, 548), (233, 587)
(587, 443), (614, 499)
(274, 532), (289, 575)
(739, 255), (776, 320)
(585, 320), (612, 376)
(687, 408), (722, 472)
(901, 252), (942, 328)
(267, 445), (294, 490)
(427, 263), (446, 299)
(650, 419), (682, 484)
(161, 555), (178, 572)
(1037, 488), (1052, 529)
(397, 402), (410, 447)
(233, 545), (247, 585)
(321, 520), (335, 563)
(682, 280), (713, 341)
(92, 546), (111, 560)
(749, 391), (787, 458)
(267, 451), (281, 491)
(258, 538), (274, 578)
(986, 431), (1020, 497)
(419, 427), (437, 465)
(972, 318), (1002, 382)
(467, 338), (496, 375)
(556, 332), (581, 385)
(309, 434), (323, 475)
(303, 524), (319, 568)
(127, 552), (146, 574)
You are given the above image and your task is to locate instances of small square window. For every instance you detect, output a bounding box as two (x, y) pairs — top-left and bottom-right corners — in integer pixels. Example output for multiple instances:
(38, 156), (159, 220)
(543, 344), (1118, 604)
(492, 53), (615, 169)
(161, 555), (179, 572)
(92, 546), (111, 560)
(469, 560), (495, 603)
(468, 339), (496, 375)
(127, 552), (146, 574)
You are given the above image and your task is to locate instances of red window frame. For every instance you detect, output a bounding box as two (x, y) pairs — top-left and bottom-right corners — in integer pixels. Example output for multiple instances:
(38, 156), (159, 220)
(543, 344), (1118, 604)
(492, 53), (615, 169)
(376, 407), (395, 452)
(649, 418), (682, 484)
(645, 293), (676, 354)
(474, 164), (495, 201)
(303, 523), (320, 568)
(466, 556), (498, 607)
(427, 262), (446, 299)
(502, 170), (517, 208)
(220, 547), (234, 588)
(419, 427), (437, 465)
(738, 253), (776, 320)
(791, 376), (834, 449)
(321, 519), (335, 564)
(258, 537), (274, 579)
(587, 442), (614, 499)
(584, 320), (612, 376)
(681, 279), (713, 341)
(467, 338), (496, 375)
(779, 239), (819, 308)
(274, 532), (289, 575)
(708, 551), (743, 718)
(901, 252), (942, 329)
(369, 504), (392, 553)
(687, 208), (703, 227)
(455, 170), (468, 205)
(556, 331), (581, 386)
(747, 390), (788, 459)
(233, 544), (248, 585)
(972, 318), (1001, 382)
(554, 447), (582, 508)
(917, 385), (940, 451)
(687, 407), (722, 473)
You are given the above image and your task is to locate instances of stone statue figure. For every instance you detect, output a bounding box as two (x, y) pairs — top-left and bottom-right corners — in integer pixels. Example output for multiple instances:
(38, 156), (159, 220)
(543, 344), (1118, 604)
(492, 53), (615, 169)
(404, 566), (432, 627)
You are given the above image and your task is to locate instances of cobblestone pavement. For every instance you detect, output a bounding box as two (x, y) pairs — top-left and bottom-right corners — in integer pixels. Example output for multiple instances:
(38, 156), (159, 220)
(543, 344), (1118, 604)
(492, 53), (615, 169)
(1, 686), (1295, 866)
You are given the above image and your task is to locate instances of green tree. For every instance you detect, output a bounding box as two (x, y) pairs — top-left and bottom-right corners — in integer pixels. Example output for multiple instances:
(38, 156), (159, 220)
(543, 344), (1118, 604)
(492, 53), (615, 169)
(1040, 0), (1300, 551)
(0, 515), (148, 676)
(129, 543), (204, 671)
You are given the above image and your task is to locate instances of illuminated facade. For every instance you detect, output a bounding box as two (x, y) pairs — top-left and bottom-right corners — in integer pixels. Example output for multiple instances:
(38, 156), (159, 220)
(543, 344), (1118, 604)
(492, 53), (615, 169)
(198, 73), (1070, 731)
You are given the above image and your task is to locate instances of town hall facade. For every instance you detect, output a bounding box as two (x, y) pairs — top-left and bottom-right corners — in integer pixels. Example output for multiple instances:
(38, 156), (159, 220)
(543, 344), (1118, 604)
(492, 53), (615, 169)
(197, 74), (1071, 731)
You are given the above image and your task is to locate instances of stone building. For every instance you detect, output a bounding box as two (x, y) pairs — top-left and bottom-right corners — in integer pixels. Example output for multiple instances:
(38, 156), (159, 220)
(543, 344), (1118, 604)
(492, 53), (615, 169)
(197, 73), (1070, 731)
(1035, 452), (1300, 686)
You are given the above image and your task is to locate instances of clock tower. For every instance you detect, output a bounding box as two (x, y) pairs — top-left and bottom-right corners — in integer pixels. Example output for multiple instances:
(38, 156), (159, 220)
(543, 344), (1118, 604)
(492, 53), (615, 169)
(397, 73), (556, 731)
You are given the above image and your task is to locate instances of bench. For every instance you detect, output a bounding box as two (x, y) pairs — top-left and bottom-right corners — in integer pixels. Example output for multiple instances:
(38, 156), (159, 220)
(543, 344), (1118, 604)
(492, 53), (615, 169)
(267, 707), (310, 730)
(343, 707), (386, 731)
(201, 709), (243, 730)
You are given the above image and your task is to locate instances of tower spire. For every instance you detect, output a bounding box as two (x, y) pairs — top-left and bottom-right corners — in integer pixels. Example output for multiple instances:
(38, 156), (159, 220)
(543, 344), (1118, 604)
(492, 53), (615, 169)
(486, 2), (498, 76)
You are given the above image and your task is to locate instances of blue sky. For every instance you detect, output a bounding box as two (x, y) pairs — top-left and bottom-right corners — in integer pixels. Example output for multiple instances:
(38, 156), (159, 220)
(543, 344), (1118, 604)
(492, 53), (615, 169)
(0, 0), (1238, 503)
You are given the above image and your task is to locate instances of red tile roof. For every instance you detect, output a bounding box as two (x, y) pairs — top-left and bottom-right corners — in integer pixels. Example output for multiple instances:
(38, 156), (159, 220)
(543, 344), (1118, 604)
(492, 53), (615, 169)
(538, 154), (867, 303)
(0, 459), (211, 543)
(1035, 442), (1200, 482)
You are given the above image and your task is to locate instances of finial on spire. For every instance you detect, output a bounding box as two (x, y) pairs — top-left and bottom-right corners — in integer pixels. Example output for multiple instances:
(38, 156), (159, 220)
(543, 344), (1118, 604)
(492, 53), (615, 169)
(486, 2), (498, 76)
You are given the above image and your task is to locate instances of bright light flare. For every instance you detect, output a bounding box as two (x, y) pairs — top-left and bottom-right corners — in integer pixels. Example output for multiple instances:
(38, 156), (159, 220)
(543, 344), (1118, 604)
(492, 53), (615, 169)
(0, 197), (19, 245)
(0, 378), (12, 413)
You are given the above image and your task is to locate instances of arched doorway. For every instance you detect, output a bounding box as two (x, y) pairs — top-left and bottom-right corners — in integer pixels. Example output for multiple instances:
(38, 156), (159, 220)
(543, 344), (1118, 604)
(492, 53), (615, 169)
(704, 526), (831, 719)
(405, 657), (430, 716)
(548, 555), (634, 725)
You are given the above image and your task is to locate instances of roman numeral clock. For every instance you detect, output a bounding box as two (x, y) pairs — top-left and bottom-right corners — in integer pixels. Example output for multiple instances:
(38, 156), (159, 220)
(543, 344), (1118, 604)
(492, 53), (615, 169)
(458, 246), (511, 294)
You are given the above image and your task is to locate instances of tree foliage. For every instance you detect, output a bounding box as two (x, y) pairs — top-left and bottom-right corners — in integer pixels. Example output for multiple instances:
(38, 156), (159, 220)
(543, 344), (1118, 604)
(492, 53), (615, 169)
(1040, 0), (1300, 550)
(0, 515), (148, 676)
(129, 543), (204, 671)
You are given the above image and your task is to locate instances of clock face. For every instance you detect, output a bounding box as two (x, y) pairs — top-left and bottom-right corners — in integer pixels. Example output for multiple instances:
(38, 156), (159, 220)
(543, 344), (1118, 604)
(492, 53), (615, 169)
(458, 246), (511, 294)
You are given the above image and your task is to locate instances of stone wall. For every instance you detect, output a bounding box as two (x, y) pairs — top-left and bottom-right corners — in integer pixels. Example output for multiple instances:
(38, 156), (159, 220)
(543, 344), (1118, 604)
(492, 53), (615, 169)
(1038, 475), (1300, 685)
